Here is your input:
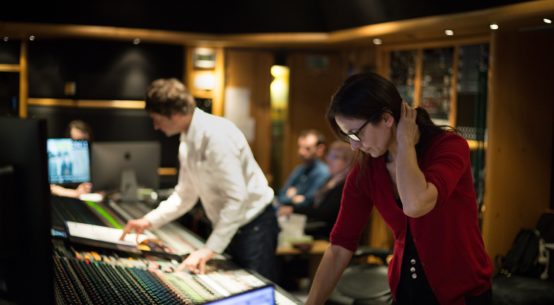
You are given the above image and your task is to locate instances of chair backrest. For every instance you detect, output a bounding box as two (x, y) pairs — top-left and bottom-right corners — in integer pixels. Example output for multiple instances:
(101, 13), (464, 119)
(328, 247), (393, 305)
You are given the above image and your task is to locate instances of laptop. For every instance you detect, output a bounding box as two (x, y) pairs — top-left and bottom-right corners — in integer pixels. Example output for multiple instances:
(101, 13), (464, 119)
(204, 285), (275, 305)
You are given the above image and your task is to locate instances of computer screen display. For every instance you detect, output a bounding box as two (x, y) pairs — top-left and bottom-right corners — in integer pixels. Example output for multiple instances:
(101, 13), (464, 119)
(47, 138), (90, 184)
(204, 285), (275, 305)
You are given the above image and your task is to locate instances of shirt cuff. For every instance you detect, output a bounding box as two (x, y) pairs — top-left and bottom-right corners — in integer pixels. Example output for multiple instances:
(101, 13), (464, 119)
(205, 234), (230, 254)
(143, 210), (166, 229)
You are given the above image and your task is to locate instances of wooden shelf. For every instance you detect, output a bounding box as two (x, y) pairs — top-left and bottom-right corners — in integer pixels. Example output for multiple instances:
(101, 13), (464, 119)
(27, 98), (145, 109)
(0, 64), (19, 72)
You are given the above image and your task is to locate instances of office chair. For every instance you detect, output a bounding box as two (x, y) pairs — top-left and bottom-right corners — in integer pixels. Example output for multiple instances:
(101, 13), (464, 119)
(327, 247), (393, 305)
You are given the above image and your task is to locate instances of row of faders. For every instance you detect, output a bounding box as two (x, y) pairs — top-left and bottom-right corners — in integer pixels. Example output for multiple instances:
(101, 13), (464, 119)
(53, 251), (298, 305)
(54, 256), (184, 305)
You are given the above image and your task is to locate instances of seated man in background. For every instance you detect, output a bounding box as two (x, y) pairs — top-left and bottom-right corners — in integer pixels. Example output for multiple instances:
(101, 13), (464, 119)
(279, 141), (354, 239)
(276, 129), (330, 210)
(50, 120), (93, 198)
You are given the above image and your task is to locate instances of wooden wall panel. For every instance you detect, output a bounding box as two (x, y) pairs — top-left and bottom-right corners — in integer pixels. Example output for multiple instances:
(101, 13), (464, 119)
(482, 28), (554, 262)
(341, 46), (378, 75)
(283, 52), (346, 186)
(225, 49), (273, 176)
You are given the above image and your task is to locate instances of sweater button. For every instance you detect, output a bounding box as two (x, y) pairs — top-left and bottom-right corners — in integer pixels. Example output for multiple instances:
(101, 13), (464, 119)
(410, 258), (416, 265)
(410, 267), (416, 272)
(411, 273), (418, 279)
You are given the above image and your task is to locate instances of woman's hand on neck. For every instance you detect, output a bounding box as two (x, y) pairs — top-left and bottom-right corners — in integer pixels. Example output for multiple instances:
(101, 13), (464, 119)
(396, 102), (419, 149)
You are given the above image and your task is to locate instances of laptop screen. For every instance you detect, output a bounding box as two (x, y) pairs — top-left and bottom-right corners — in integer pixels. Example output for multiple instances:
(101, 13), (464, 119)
(204, 285), (275, 305)
(47, 138), (90, 184)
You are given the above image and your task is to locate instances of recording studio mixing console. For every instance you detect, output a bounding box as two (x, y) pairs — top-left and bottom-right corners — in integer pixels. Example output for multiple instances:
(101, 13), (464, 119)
(51, 196), (301, 304)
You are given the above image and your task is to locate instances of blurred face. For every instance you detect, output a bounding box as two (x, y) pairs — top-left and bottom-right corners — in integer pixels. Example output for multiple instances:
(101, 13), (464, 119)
(149, 112), (185, 137)
(325, 149), (349, 176)
(297, 134), (322, 162)
(70, 127), (90, 141)
(335, 114), (394, 158)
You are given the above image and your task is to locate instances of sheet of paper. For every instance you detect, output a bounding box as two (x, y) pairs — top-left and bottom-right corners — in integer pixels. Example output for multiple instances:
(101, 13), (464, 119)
(66, 221), (148, 247)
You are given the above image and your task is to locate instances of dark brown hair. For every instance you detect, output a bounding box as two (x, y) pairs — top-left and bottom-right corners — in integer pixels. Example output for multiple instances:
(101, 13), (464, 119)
(145, 78), (196, 116)
(299, 129), (326, 146)
(326, 72), (448, 165)
(327, 72), (445, 144)
(67, 120), (93, 141)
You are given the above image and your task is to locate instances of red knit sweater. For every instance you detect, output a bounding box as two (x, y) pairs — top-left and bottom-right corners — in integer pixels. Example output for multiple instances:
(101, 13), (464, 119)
(330, 132), (492, 305)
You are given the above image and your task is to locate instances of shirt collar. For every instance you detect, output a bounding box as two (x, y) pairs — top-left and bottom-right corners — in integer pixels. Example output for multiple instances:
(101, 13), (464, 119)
(181, 107), (205, 144)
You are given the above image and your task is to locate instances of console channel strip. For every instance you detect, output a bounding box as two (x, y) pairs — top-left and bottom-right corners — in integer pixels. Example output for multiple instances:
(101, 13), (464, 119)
(54, 252), (301, 305)
(52, 196), (126, 229)
(51, 196), (106, 228)
(110, 200), (205, 255)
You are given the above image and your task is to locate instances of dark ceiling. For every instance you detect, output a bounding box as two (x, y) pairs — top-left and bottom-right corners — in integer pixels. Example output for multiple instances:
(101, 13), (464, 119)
(1, 0), (530, 34)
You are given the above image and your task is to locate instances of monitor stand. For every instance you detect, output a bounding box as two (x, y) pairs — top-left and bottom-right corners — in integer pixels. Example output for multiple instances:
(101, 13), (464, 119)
(120, 169), (138, 202)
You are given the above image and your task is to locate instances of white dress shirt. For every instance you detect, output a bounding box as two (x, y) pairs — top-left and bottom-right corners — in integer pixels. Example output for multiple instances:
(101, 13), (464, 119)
(144, 108), (274, 253)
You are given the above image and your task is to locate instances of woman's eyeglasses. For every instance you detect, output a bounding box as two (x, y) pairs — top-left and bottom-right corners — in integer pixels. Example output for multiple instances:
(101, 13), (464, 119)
(340, 110), (390, 142)
(344, 120), (370, 142)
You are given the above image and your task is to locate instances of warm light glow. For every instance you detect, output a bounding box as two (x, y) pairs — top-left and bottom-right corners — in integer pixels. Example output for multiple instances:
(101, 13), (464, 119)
(270, 65), (290, 120)
(133, 38), (141, 45)
(544, 18), (552, 24)
(194, 72), (216, 90)
(372, 38), (382, 45)
(271, 65), (288, 78)
(489, 24), (499, 30)
(444, 30), (454, 36)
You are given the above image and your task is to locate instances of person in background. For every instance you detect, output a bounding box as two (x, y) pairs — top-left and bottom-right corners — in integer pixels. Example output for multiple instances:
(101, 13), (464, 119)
(120, 78), (279, 280)
(278, 141), (354, 239)
(276, 129), (330, 210)
(50, 120), (93, 198)
(306, 72), (492, 305)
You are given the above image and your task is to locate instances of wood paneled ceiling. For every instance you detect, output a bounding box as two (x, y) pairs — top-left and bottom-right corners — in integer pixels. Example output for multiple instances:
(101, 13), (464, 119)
(1, 0), (533, 33)
(1, 0), (552, 47)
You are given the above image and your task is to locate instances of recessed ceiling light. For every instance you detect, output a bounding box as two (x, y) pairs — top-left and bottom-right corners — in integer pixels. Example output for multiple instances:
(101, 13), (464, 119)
(445, 29), (454, 36)
(372, 38), (382, 45)
(133, 38), (141, 45)
(489, 24), (499, 30)
(544, 18), (552, 24)
(29, 35), (36, 41)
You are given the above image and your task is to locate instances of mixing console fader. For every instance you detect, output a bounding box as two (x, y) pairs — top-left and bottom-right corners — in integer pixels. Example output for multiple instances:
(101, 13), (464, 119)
(50, 197), (301, 304)
(53, 252), (301, 305)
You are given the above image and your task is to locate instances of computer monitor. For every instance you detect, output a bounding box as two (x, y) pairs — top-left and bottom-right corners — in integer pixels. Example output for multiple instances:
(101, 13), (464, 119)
(0, 117), (54, 305)
(47, 138), (91, 185)
(91, 141), (160, 200)
(204, 285), (275, 305)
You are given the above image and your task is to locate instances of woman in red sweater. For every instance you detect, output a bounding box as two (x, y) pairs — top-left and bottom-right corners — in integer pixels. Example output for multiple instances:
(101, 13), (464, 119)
(306, 72), (492, 305)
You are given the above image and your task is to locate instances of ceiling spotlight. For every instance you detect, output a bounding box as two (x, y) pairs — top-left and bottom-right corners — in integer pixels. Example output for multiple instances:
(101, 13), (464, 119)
(489, 24), (499, 30)
(544, 18), (552, 24)
(445, 29), (454, 36)
(29, 35), (36, 41)
(3, 37), (8, 42)
(372, 38), (382, 45)
(133, 38), (141, 45)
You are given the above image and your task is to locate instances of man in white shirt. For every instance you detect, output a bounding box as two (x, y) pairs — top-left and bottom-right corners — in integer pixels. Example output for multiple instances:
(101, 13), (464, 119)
(121, 78), (278, 280)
